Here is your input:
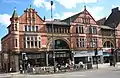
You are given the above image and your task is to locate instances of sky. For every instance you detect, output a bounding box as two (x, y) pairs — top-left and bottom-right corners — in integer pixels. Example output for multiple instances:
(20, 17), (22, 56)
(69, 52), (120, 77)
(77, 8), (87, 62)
(0, 0), (120, 51)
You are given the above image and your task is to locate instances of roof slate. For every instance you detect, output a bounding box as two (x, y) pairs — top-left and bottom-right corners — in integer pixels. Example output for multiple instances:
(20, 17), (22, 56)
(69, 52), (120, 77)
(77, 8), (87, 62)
(61, 12), (82, 23)
(104, 7), (120, 28)
(45, 21), (69, 26)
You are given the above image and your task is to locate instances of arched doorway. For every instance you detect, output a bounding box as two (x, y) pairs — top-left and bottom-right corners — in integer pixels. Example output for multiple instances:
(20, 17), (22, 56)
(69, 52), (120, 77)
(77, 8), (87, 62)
(48, 39), (72, 66)
(103, 41), (114, 48)
(103, 41), (114, 63)
(55, 39), (69, 49)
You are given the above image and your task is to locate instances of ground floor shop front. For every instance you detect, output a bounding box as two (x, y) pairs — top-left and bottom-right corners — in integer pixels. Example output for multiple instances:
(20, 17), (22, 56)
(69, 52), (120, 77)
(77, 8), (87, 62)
(3, 48), (120, 72)
(73, 50), (103, 64)
(1, 50), (73, 72)
(103, 48), (120, 63)
(20, 50), (73, 67)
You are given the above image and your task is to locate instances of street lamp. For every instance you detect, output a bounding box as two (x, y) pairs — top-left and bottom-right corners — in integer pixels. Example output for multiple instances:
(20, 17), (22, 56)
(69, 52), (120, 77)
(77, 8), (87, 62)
(113, 22), (118, 66)
(93, 42), (98, 69)
(94, 48), (98, 69)
(50, 0), (56, 73)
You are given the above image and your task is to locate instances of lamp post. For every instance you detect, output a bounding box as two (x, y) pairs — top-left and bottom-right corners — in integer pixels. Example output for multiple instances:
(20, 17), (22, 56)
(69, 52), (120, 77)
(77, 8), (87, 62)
(113, 22), (118, 66)
(95, 48), (98, 69)
(8, 49), (11, 72)
(111, 48), (115, 67)
(50, 0), (56, 73)
(93, 42), (98, 69)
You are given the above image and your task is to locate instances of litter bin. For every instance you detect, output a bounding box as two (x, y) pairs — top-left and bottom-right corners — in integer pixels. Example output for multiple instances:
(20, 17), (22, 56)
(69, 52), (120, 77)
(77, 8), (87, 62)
(87, 63), (92, 69)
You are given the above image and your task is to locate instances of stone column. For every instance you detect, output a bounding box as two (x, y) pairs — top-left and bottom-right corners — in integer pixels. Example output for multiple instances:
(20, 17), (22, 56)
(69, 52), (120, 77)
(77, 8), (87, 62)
(14, 55), (19, 72)
(72, 51), (75, 64)
(101, 55), (104, 64)
(46, 52), (48, 66)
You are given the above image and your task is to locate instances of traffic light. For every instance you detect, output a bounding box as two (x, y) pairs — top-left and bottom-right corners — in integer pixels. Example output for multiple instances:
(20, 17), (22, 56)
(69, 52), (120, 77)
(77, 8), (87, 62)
(22, 53), (26, 60)
(95, 48), (98, 56)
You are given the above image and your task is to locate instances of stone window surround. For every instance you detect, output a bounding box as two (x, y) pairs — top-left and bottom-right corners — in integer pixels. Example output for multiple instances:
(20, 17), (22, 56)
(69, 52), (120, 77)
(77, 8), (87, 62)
(77, 37), (85, 47)
(23, 36), (41, 48)
(24, 25), (39, 32)
(76, 25), (84, 34)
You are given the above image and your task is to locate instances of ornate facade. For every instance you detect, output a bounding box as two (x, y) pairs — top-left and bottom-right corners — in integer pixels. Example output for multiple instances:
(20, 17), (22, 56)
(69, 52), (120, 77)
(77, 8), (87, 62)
(3, 6), (119, 72)
(97, 7), (120, 63)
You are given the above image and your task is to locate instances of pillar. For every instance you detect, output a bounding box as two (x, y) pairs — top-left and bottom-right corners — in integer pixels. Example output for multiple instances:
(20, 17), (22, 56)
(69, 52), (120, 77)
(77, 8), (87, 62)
(14, 55), (19, 72)
(100, 55), (104, 64)
(46, 52), (48, 66)
(72, 51), (75, 64)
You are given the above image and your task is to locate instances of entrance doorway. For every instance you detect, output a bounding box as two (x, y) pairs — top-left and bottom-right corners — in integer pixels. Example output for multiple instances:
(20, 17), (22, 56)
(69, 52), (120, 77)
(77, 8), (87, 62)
(48, 39), (72, 66)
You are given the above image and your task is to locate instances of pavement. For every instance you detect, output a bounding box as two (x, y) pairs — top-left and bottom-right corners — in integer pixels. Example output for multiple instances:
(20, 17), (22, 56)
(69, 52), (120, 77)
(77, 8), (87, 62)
(0, 62), (120, 78)
(93, 62), (120, 68)
(4, 65), (120, 78)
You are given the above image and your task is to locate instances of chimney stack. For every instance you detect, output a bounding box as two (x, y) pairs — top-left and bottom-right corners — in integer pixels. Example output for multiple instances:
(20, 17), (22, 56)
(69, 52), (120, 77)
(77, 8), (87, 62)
(112, 7), (119, 13)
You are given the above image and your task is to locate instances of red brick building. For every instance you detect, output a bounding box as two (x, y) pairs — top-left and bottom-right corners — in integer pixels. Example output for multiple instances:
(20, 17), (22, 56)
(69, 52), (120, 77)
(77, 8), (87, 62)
(1, 6), (103, 72)
(99, 7), (120, 63)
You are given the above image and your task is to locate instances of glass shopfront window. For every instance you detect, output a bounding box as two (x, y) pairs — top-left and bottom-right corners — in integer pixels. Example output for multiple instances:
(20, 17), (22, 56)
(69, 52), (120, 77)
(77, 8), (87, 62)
(27, 53), (46, 66)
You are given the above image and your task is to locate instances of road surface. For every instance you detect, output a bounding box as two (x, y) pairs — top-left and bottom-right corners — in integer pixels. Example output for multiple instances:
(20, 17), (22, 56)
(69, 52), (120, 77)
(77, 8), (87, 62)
(1, 66), (120, 78)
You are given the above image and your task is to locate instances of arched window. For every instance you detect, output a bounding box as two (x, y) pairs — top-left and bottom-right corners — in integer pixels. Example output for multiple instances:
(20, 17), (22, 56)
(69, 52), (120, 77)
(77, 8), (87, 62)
(103, 41), (114, 48)
(49, 39), (69, 49)
(55, 39), (69, 49)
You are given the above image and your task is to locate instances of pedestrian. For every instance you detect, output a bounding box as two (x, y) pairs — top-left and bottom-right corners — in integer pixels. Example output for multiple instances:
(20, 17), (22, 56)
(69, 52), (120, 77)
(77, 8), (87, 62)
(79, 61), (84, 68)
(32, 66), (35, 73)
(10, 67), (13, 72)
(27, 63), (30, 73)
(57, 63), (61, 70)
(20, 65), (23, 74)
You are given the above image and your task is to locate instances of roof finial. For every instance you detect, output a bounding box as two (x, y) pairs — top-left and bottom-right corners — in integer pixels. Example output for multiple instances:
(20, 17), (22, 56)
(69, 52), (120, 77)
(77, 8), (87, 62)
(14, 7), (16, 11)
(12, 7), (18, 18)
(30, 4), (32, 8)
(84, 5), (86, 11)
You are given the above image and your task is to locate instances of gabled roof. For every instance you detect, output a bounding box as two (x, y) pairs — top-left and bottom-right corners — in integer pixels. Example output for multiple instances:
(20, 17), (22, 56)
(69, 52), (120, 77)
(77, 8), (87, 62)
(45, 21), (69, 26)
(19, 5), (44, 22)
(104, 7), (120, 28)
(97, 17), (106, 25)
(61, 7), (97, 24)
(61, 12), (82, 23)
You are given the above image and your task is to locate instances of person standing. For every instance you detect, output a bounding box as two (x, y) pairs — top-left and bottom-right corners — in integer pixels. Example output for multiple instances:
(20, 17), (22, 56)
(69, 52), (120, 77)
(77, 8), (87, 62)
(20, 65), (23, 74)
